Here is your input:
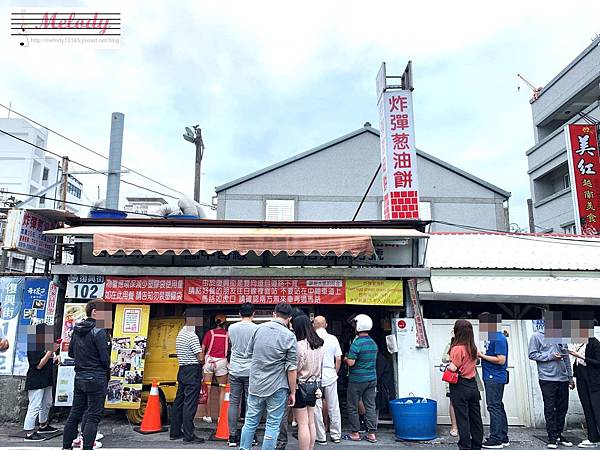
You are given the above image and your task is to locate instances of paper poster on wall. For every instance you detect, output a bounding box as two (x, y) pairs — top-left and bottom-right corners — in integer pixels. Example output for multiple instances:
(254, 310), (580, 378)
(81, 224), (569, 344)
(0, 278), (24, 375)
(106, 304), (150, 409)
(55, 303), (87, 406)
(13, 278), (53, 376)
(346, 279), (403, 306)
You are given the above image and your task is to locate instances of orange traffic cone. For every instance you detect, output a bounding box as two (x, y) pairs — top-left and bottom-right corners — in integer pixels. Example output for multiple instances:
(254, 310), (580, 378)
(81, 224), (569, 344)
(134, 379), (167, 434)
(213, 384), (230, 440)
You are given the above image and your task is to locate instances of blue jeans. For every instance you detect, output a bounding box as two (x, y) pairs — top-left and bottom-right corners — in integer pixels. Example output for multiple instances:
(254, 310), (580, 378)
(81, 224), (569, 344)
(484, 380), (508, 444)
(240, 388), (289, 450)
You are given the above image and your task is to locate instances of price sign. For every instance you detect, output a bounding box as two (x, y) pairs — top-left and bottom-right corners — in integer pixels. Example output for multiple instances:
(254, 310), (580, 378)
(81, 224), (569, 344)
(66, 275), (105, 299)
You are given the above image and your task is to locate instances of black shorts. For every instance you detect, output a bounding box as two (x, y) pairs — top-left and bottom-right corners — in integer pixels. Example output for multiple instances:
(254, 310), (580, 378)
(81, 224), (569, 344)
(293, 386), (316, 408)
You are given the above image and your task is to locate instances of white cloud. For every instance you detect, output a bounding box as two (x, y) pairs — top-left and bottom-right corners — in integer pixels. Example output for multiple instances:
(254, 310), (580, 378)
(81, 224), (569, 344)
(0, 0), (597, 227)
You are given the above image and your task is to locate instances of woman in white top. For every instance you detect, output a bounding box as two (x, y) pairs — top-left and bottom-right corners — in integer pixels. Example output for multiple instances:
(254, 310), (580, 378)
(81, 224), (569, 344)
(293, 315), (325, 450)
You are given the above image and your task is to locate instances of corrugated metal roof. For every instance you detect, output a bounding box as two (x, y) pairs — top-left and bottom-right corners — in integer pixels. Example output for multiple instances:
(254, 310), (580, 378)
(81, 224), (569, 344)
(425, 232), (600, 271)
(430, 274), (600, 299)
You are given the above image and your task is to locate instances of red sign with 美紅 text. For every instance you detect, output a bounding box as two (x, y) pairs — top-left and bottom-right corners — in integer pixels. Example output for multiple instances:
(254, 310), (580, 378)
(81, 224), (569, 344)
(565, 124), (600, 234)
(184, 278), (345, 304)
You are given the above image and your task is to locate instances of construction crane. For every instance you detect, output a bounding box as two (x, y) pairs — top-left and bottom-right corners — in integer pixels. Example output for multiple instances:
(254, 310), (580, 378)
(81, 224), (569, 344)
(517, 74), (542, 101)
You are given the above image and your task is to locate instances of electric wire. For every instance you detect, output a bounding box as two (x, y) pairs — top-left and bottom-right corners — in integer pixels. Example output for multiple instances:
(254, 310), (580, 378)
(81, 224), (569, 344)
(0, 103), (188, 198)
(0, 128), (216, 208)
(0, 189), (164, 218)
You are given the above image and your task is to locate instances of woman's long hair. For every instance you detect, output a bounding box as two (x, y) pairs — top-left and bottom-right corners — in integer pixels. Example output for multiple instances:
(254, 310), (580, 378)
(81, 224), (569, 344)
(293, 315), (324, 350)
(451, 319), (477, 360)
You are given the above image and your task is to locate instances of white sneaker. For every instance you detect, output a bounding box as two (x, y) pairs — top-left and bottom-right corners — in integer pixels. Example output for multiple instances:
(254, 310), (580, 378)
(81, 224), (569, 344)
(202, 416), (212, 423)
(548, 443), (558, 449)
(578, 441), (599, 448)
(558, 438), (574, 447)
(292, 420), (297, 427)
(73, 433), (103, 446)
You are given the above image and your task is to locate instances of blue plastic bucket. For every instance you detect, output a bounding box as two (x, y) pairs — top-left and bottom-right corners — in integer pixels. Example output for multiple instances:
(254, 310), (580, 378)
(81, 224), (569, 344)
(89, 210), (128, 219)
(389, 397), (437, 441)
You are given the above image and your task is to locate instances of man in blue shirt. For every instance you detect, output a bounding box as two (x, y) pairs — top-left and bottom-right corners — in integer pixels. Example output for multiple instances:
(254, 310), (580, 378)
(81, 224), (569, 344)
(478, 313), (509, 449)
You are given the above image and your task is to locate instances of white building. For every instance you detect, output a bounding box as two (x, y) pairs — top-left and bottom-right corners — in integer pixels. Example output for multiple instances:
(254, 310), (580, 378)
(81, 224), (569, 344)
(0, 118), (83, 215)
(0, 118), (83, 272)
(526, 37), (600, 232)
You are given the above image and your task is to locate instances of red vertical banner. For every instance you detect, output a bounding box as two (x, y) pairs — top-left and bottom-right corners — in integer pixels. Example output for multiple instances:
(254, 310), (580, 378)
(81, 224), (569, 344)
(565, 124), (600, 235)
(378, 88), (420, 220)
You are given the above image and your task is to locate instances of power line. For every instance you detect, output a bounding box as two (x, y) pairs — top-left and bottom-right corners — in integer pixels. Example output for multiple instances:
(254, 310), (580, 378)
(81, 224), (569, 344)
(0, 189), (164, 218)
(0, 128), (215, 208)
(0, 102), (187, 198)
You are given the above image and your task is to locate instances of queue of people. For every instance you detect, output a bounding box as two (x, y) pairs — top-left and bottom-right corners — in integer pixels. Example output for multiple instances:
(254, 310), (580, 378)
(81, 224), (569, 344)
(4, 294), (600, 450)
(168, 301), (380, 450)
(439, 313), (600, 450)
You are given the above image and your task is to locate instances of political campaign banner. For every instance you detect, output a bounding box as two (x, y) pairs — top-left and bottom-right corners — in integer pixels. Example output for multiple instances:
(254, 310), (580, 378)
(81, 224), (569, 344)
(0, 277), (24, 375)
(13, 278), (53, 376)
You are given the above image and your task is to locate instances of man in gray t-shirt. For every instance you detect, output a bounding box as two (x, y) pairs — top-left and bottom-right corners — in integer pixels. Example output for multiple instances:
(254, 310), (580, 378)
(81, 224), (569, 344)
(227, 303), (258, 445)
(239, 302), (297, 450)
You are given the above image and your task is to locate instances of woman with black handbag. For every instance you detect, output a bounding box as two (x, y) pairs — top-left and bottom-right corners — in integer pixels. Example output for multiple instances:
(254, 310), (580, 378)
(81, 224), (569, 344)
(292, 315), (325, 450)
(447, 319), (483, 450)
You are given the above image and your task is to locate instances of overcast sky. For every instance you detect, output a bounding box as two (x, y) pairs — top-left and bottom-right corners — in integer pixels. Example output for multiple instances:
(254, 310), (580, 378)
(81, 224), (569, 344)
(1, 1), (598, 227)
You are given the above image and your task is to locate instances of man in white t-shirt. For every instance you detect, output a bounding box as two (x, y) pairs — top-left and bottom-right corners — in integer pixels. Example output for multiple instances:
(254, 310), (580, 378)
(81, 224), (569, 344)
(313, 315), (342, 444)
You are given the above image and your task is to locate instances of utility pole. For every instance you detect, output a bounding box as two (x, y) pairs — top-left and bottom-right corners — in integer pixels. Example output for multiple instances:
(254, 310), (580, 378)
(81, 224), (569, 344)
(60, 156), (69, 210)
(183, 126), (205, 203)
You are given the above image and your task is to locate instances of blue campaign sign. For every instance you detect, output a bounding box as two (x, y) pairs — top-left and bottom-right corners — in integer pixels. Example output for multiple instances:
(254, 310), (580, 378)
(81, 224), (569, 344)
(0, 277), (24, 375)
(13, 278), (52, 376)
(21, 278), (50, 326)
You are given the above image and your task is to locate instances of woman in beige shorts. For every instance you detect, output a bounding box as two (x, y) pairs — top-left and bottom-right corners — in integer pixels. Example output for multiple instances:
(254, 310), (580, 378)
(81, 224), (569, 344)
(201, 314), (229, 423)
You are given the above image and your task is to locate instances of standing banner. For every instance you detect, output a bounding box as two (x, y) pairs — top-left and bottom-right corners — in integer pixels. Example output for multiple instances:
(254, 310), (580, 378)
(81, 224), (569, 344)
(377, 63), (420, 220)
(407, 278), (429, 348)
(13, 278), (52, 376)
(0, 277), (24, 375)
(45, 281), (59, 326)
(55, 303), (87, 407)
(346, 279), (403, 306)
(106, 304), (150, 409)
(565, 124), (600, 234)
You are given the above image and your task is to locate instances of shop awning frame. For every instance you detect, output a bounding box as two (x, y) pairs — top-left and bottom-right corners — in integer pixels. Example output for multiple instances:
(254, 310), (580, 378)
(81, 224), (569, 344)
(45, 226), (428, 257)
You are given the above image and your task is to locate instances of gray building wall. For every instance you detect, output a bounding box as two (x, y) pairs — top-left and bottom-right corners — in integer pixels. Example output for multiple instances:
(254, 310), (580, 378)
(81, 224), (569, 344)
(216, 129), (510, 232)
(526, 37), (600, 233)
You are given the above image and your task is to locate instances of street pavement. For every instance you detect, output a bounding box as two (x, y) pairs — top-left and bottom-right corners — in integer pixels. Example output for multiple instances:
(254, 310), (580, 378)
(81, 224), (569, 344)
(0, 415), (590, 450)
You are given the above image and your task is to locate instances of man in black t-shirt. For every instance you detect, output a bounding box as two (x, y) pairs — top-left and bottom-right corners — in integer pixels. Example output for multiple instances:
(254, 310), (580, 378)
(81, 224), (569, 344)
(62, 300), (111, 450)
(23, 323), (60, 441)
